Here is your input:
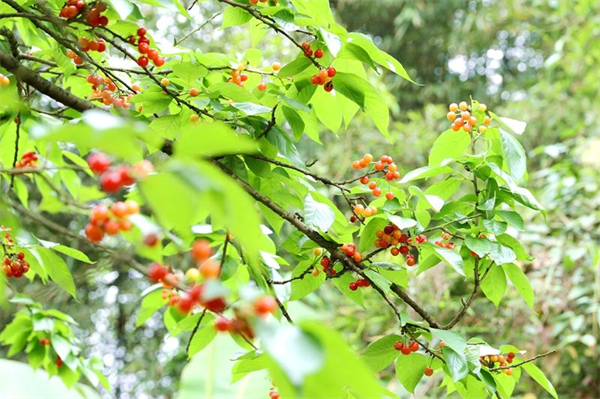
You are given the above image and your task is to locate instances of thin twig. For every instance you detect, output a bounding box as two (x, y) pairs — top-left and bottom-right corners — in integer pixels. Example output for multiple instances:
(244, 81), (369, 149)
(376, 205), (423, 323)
(488, 350), (556, 371)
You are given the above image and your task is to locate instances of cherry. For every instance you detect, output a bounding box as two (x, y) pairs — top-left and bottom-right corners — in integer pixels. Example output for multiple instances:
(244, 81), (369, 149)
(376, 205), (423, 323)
(406, 254), (415, 266)
(87, 152), (112, 174)
(424, 367), (433, 376)
(124, 200), (140, 215)
(154, 56), (165, 67)
(85, 223), (104, 242)
(356, 278), (370, 287)
(324, 81), (334, 92)
(409, 341), (419, 352)
(116, 165), (135, 186)
(447, 112), (457, 121)
(394, 341), (404, 351)
(327, 67), (336, 77)
(111, 201), (128, 218)
(390, 247), (400, 256)
(505, 368), (514, 376)
(200, 259), (220, 279)
(98, 16), (108, 26)
(448, 103), (458, 112)
(55, 357), (63, 367)
(479, 103), (487, 112)
(214, 318), (233, 332)
(97, 39), (106, 52)
(188, 88), (199, 97)
(368, 181), (377, 190)
(353, 252), (363, 262)
(148, 263), (168, 282)
(104, 220), (120, 235)
(17, 253), (24, 261)
(258, 82), (267, 91)
(137, 56), (149, 67)
(349, 282), (358, 291)
(191, 239), (212, 262)
(177, 295), (195, 314)
(189, 114), (199, 122)
(160, 78), (169, 86)
(40, 338), (50, 346)
(314, 49), (324, 58)
(139, 42), (149, 54)
(372, 188), (381, 197)
(385, 192), (395, 200)
(137, 27), (147, 36)
(401, 346), (412, 355)
(271, 62), (281, 71)
(320, 257), (331, 268)
(301, 42), (311, 51)
(255, 296), (277, 316)
(143, 233), (160, 247)
(374, 161), (384, 171)
(459, 101), (468, 111)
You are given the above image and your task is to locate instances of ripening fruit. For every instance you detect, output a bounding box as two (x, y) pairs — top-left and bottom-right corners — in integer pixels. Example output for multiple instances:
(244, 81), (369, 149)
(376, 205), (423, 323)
(406, 254), (415, 266)
(185, 267), (200, 284)
(189, 88), (199, 96)
(314, 49), (324, 58)
(469, 116), (478, 126)
(461, 111), (471, 120)
(191, 239), (212, 262)
(154, 56), (165, 67)
(360, 176), (370, 184)
(354, 204), (365, 214)
(386, 192), (394, 200)
(271, 62), (281, 71)
(90, 204), (110, 225)
(327, 67), (336, 77)
(99, 171), (123, 193)
(394, 341), (404, 351)
(255, 296), (277, 316)
(137, 27), (147, 36)
(143, 233), (160, 247)
(479, 103), (487, 112)
(372, 188), (381, 197)
(160, 78), (169, 86)
(85, 224), (104, 242)
(349, 282), (358, 291)
(103, 220), (120, 235)
(368, 181), (377, 190)
(424, 367), (433, 376)
(258, 82), (267, 91)
(401, 346), (412, 355)
(124, 200), (140, 215)
(137, 56), (149, 67)
(447, 112), (457, 121)
(479, 125), (488, 133)
(449, 103), (458, 112)
(87, 152), (111, 175)
(189, 114), (199, 122)
(352, 252), (363, 262)
(111, 201), (128, 218)
(374, 161), (384, 171)
(313, 248), (323, 256)
(214, 318), (233, 332)
(199, 259), (220, 279)
(351, 161), (362, 170)
(409, 341), (419, 352)
(459, 101), (469, 111)
(483, 116), (491, 125)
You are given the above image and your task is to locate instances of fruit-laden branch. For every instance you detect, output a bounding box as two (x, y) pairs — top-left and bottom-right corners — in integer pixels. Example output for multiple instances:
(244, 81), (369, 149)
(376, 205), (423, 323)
(488, 350), (556, 372)
(213, 0), (323, 69)
(214, 162), (442, 329)
(0, 49), (98, 112)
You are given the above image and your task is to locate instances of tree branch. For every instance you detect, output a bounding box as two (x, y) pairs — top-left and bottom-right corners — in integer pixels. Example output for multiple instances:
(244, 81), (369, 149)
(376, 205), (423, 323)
(488, 350), (556, 371)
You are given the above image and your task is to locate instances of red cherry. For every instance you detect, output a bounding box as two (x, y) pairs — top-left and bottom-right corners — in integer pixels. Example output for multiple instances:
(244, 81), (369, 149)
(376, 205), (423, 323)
(409, 341), (419, 352)
(399, 245), (409, 255)
(394, 341), (404, 351)
(153, 56), (165, 67)
(324, 81), (334, 92)
(147, 48), (159, 61)
(103, 220), (120, 235)
(401, 346), (412, 355)
(204, 297), (227, 313)
(137, 56), (149, 67)
(191, 239), (212, 262)
(385, 192), (395, 200)
(116, 165), (135, 186)
(99, 171), (122, 193)
(177, 295), (195, 314)
(97, 39), (106, 52)
(214, 318), (233, 332)
(148, 263), (168, 282)
(391, 247), (400, 256)
(138, 43), (149, 54)
(327, 67), (336, 77)
(40, 337), (50, 345)
(111, 201), (128, 218)
(143, 233), (160, 247)
(424, 367), (433, 376)
(314, 49), (324, 58)
(98, 16), (108, 26)
(349, 282), (358, 291)
(372, 188), (381, 197)
(87, 152), (112, 175)
(85, 223), (104, 242)
(311, 75), (321, 85)
(255, 296), (277, 315)
(137, 27), (147, 36)
(138, 36), (150, 45)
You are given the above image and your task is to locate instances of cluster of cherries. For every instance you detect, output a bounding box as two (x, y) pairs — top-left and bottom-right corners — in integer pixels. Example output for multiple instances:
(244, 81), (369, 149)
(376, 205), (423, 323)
(67, 37), (106, 65)
(60, 1), (109, 26)
(14, 151), (38, 169)
(301, 41), (324, 59)
(310, 66), (336, 92)
(131, 27), (166, 67)
(213, 296), (277, 333)
(394, 340), (420, 355)
(348, 278), (370, 291)
(434, 231), (454, 249)
(352, 153), (400, 198)
(2, 252), (29, 279)
(350, 203), (378, 223)
(0, 73), (10, 86)
(340, 243), (363, 262)
(249, 0), (278, 5)
(447, 102), (491, 133)
(87, 152), (153, 193)
(227, 66), (249, 87)
(84, 201), (139, 242)
(87, 75), (132, 108)
(480, 352), (515, 375)
(374, 224), (427, 267)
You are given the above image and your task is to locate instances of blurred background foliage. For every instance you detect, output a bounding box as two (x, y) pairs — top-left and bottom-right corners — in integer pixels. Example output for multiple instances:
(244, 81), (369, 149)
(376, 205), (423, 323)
(1, 0), (598, 398)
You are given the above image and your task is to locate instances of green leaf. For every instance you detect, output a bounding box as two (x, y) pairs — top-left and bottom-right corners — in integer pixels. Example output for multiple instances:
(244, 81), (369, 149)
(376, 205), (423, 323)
(337, 42), (377, 70)
(136, 289), (166, 327)
(480, 266), (506, 307)
(386, 215), (417, 230)
(304, 194), (335, 232)
(38, 249), (77, 299)
(489, 243), (517, 265)
(395, 352), (428, 393)
(187, 313), (217, 358)
(358, 217), (388, 253)
(442, 347), (469, 383)
(465, 236), (492, 258)
(483, 219), (508, 235)
(430, 329), (467, 354)
(522, 363), (558, 398)
(496, 234), (533, 261)
(278, 57), (313, 79)
(171, 62), (208, 86)
(503, 263), (534, 309)
(496, 210), (524, 231)
(425, 243), (466, 277)
(222, 5), (252, 28)
(362, 334), (401, 372)
(231, 102), (272, 116)
(500, 130), (527, 182)
(174, 121), (257, 157)
(51, 245), (94, 264)
(290, 261), (325, 301)
(428, 129), (470, 167)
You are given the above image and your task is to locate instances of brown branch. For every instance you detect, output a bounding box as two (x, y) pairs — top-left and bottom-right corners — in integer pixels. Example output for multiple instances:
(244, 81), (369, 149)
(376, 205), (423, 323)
(389, 284), (441, 329)
(214, 0), (322, 69)
(488, 350), (556, 372)
(0, 50), (98, 112)
(186, 309), (208, 355)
